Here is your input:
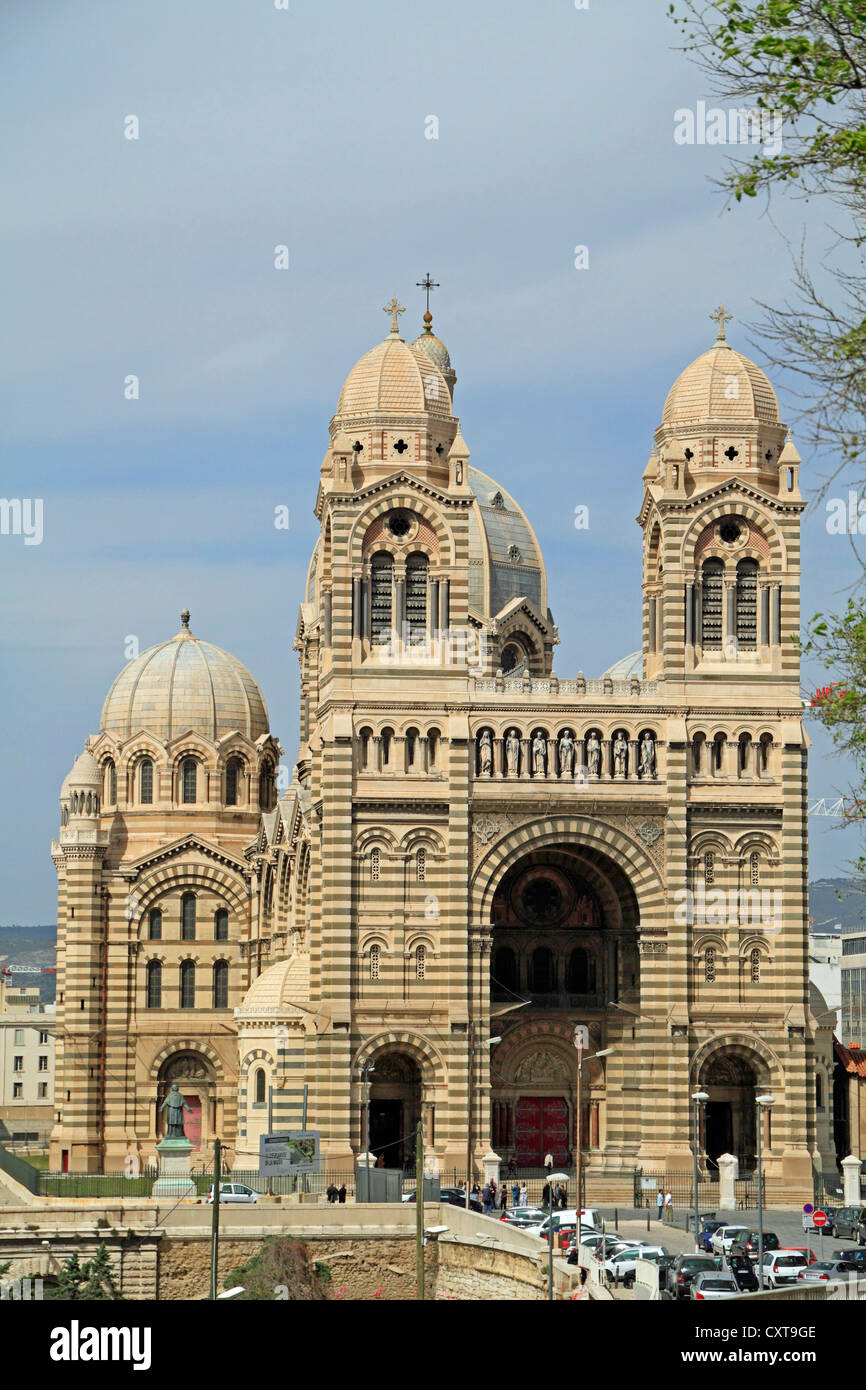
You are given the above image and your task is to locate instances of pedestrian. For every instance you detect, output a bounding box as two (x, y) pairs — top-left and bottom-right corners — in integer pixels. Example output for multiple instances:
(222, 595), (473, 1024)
(559, 1185), (568, 1211)
(500, 1186), (507, 1210)
(664, 1189), (673, 1223)
(482, 1183), (492, 1213)
(326, 1183), (337, 1204)
(656, 1188), (664, 1222)
(544, 1152), (554, 1173)
(512, 1180), (520, 1207)
(520, 1183), (528, 1208)
(542, 1180), (551, 1211)
(338, 1184), (347, 1204)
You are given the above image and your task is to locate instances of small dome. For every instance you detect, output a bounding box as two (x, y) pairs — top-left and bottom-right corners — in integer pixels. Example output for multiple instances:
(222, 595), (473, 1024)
(412, 313), (456, 400)
(61, 750), (101, 798)
(467, 466), (547, 618)
(603, 652), (643, 681)
(236, 953), (311, 1016)
(662, 339), (779, 427)
(335, 328), (452, 422)
(100, 611), (269, 742)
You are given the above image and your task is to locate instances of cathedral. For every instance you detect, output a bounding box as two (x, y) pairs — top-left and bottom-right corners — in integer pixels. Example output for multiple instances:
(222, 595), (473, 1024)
(49, 296), (834, 1199)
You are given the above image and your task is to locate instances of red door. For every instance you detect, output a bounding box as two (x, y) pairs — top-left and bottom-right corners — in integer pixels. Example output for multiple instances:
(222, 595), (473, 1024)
(515, 1097), (569, 1166)
(183, 1094), (202, 1151)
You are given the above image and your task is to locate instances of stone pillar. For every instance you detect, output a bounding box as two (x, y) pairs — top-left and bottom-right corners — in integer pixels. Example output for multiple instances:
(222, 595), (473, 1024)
(604, 738), (614, 779)
(352, 578), (361, 640)
(725, 581), (736, 649)
(771, 585), (782, 645)
(520, 736), (530, 777)
(418, 735), (428, 773)
(547, 737), (557, 777)
(394, 577), (405, 651)
(648, 597), (657, 653)
(431, 578), (440, 635)
(439, 579), (450, 632)
(760, 584), (770, 650)
(628, 739), (639, 779)
(323, 588), (332, 648)
(362, 571), (371, 644)
(493, 737), (504, 778)
(372, 735), (382, 773)
(842, 1154), (862, 1205)
(394, 735), (407, 773)
(575, 738), (586, 778)
(717, 1152), (739, 1211)
(482, 1151), (501, 1188)
(685, 582), (694, 647)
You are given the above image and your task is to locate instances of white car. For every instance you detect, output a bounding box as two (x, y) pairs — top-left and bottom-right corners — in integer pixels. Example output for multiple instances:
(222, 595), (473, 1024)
(691, 1271), (740, 1301)
(599, 1244), (667, 1281)
(761, 1252), (809, 1288)
(206, 1181), (258, 1204)
(711, 1226), (750, 1256)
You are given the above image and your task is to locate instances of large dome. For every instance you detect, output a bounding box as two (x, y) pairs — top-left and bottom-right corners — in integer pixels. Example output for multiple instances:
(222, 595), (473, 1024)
(662, 337), (779, 427)
(100, 611), (269, 742)
(335, 327), (452, 422)
(467, 466), (547, 618)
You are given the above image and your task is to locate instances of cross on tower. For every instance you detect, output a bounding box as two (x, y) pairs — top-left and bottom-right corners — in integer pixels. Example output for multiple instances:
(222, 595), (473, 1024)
(710, 303), (733, 342)
(383, 297), (406, 335)
(416, 272), (440, 314)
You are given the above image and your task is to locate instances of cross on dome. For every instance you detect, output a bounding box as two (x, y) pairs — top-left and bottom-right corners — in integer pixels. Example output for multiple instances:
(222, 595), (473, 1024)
(383, 297), (406, 336)
(710, 303), (733, 343)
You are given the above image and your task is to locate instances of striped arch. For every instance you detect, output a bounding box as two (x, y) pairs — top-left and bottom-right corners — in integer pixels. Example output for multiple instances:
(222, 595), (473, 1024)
(399, 826), (446, 855)
(149, 1039), (225, 1080)
(692, 932), (729, 959)
(690, 1034), (781, 1089)
(360, 931), (391, 954)
(494, 1018), (586, 1081)
(355, 827), (399, 853)
(689, 830), (734, 858)
(353, 1030), (447, 1087)
(347, 492), (456, 568)
(115, 733), (165, 775)
(405, 930), (438, 956)
(240, 1048), (276, 1073)
(739, 935), (772, 961)
(680, 498), (787, 571)
(133, 861), (248, 925)
(733, 831), (779, 861)
(470, 814), (663, 928)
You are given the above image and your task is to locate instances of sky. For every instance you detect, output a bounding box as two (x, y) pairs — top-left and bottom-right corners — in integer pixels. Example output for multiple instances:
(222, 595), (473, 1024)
(1, 0), (863, 921)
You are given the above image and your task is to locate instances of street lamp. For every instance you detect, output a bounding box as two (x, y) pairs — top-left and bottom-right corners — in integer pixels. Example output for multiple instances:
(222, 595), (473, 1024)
(755, 1093), (775, 1289)
(691, 1090), (709, 1250)
(573, 1032), (614, 1224)
(359, 1061), (375, 1201)
(465, 1030), (502, 1210)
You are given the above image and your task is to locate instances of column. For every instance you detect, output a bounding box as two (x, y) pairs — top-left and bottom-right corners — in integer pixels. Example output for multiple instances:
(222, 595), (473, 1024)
(575, 738), (586, 779)
(394, 576), (405, 653)
(754, 740), (763, 779)
(648, 597), (657, 653)
(604, 737), (614, 779)
(493, 737), (504, 778)
(760, 584), (770, 650)
(439, 579), (450, 633)
(431, 578), (440, 636)
(394, 735), (407, 773)
(547, 737), (557, 777)
(725, 581), (736, 649)
(323, 588), (332, 648)
(372, 735), (382, 773)
(418, 735), (429, 773)
(520, 736), (530, 776)
(352, 578), (361, 640)
(628, 739), (639, 779)
(684, 582), (694, 647)
(771, 585), (782, 645)
(362, 572), (371, 645)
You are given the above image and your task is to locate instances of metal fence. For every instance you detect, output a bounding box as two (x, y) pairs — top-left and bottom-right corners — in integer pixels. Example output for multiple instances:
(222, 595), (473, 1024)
(0, 1143), (41, 1195)
(633, 1168), (764, 1213)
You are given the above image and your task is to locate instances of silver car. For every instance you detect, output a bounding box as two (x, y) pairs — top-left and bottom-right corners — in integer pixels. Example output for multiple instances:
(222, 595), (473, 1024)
(691, 1271), (740, 1300)
(710, 1226), (750, 1256)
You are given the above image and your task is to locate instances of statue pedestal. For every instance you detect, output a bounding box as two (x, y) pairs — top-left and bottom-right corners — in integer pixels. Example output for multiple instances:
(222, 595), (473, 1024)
(151, 1137), (197, 1199)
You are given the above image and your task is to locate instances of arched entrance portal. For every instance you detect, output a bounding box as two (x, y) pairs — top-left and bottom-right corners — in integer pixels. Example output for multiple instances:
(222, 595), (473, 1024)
(367, 1052), (421, 1170)
(156, 1052), (216, 1152)
(699, 1051), (759, 1172)
(488, 844), (640, 1169)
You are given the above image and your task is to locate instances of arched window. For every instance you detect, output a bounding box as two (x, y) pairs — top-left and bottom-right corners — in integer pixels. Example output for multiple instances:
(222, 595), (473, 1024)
(750, 851), (760, 886)
(214, 907), (229, 941)
(182, 758), (197, 804)
(493, 947), (517, 993)
(530, 947), (554, 993)
(369, 944), (380, 980)
(704, 947), (716, 984)
(370, 551), (394, 643)
(370, 847), (380, 882)
(148, 908), (162, 941)
(704, 852), (715, 886)
(416, 848), (426, 882)
(212, 960), (229, 1008)
(750, 947), (761, 983)
(759, 733), (773, 774)
(146, 960), (162, 1009)
(181, 892), (196, 941)
(259, 759), (274, 811)
(427, 729), (439, 769)
(105, 760), (117, 806)
(701, 559), (724, 649)
(738, 733), (752, 775)
(225, 758), (242, 806)
(501, 642), (523, 674)
(415, 944), (426, 979)
(180, 960), (196, 1009)
(816, 1073), (824, 1109)
(566, 948), (590, 993)
(736, 559), (758, 648)
(405, 554), (428, 643)
(140, 758), (153, 804)
(254, 1067), (266, 1105)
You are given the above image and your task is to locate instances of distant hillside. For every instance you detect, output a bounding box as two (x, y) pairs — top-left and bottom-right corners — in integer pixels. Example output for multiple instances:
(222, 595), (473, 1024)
(0, 925), (56, 1004)
(809, 878), (866, 933)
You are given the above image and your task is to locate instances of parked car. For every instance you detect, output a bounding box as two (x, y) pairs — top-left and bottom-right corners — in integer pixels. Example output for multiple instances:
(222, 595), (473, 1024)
(782, 1246), (817, 1265)
(697, 1220), (727, 1253)
(599, 1245), (668, 1283)
(499, 1206), (546, 1225)
(724, 1254), (759, 1292)
(690, 1271), (740, 1301)
(797, 1259), (865, 1282)
(206, 1182), (258, 1204)
(831, 1247), (866, 1264)
(566, 1235), (631, 1266)
(403, 1187), (483, 1213)
(803, 1206), (837, 1233)
(760, 1252), (809, 1288)
(830, 1206), (866, 1241)
(711, 1226), (750, 1256)
(619, 1248), (672, 1290)
(743, 1230), (780, 1259)
(666, 1253), (721, 1300)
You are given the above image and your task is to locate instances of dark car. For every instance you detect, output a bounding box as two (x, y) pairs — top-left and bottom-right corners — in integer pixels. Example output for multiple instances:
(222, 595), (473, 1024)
(832, 1247), (866, 1264)
(697, 1221), (727, 1253)
(743, 1230), (780, 1259)
(831, 1206), (866, 1241)
(725, 1254), (759, 1292)
(404, 1187), (483, 1214)
(666, 1253), (721, 1300)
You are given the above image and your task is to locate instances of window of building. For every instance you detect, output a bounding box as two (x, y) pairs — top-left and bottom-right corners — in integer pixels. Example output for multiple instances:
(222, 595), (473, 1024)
(816, 1073), (824, 1109)
(212, 960), (229, 1009)
(214, 907), (229, 941)
(38, 1082), (48, 1099)
(704, 947), (716, 984)
(12, 1056), (23, 1072)
(415, 945), (426, 979)
(749, 948), (760, 983)
(405, 554), (428, 643)
(254, 1068), (266, 1105)
(566, 947), (590, 993)
(370, 551), (394, 643)
(180, 960), (196, 1009)
(370, 847), (380, 882)
(181, 893), (196, 941)
(105, 759), (117, 805)
(182, 758), (197, 804)
(139, 758), (154, 804)
(369, 944), (380, 981)
(259, 759), (275, 811)
(146, 961), (162, 1009)
(148, 907), (162, 941)
(13, 1029), (24, 1045)
(12, 1083), (22, 1099)
(750, 851), (760, 886)
(416, 848), (426, 882)
(735, 558), (758, 648)
(530, 946), (554, 993)
(39, 1031), (49, 1045)
(38, 1055), (48, 1072)
(704, 851), (715, 885)
(701, 559), (724, 649)
(225, 758), (241, 806)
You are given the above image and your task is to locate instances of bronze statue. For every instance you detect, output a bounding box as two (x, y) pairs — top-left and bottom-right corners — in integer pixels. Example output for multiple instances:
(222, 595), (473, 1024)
(159, 1082), (192, 1140)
